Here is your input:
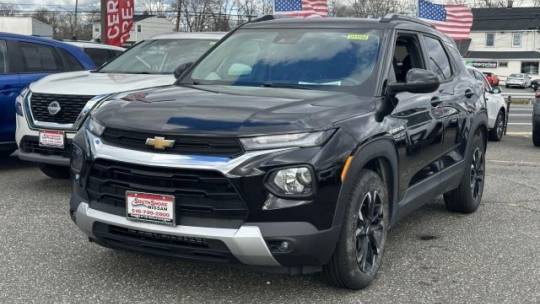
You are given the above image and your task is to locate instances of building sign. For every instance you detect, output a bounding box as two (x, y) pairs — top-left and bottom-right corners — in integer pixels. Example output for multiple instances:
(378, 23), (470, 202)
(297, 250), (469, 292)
(471, 61), (498, 69)
(103, 0), (134, 46)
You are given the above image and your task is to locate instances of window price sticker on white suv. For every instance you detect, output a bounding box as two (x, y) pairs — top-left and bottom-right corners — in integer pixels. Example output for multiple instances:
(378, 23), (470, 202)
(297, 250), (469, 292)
(126, 191), (175, 226)
(39, 130), (65, 148)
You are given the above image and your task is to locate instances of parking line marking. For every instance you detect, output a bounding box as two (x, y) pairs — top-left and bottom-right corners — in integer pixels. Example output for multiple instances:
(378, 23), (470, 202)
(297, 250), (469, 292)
(488, 159), (540, 166)
(506, 132), (532, 136)
(507, 123), (532, 125)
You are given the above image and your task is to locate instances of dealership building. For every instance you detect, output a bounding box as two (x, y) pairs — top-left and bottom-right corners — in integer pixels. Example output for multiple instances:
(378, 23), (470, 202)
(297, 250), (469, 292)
(464, 7), (540, 81)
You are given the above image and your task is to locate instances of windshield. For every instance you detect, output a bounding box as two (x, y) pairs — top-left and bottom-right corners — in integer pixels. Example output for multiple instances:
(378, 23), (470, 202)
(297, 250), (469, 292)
(98, 39), (216, 74)
(188, 29), (381, 90)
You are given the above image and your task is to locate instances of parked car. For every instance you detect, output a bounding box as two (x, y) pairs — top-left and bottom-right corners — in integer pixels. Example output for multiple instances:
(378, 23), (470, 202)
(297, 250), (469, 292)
(468, 67), (507, 141)
(0, 32), (96, 156)
(16, 32), (225, 178)
(64, 41), (125, 67)
(69, 16), (488, 289)
(482, 71), (499, 86)
(531, 78), (540, 91)
(533, 91), (540, 146)
(505, 73), (531, 88)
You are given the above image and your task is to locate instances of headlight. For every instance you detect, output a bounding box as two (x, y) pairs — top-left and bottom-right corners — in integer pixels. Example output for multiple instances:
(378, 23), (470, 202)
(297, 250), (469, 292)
(86, 116), (105, 137)
(240, 130), (334, 151)
(73, 94), (110, 128)
(71, 143), (84, 173)
(15, 87), (30, 116)
(266, 166), (315, 198)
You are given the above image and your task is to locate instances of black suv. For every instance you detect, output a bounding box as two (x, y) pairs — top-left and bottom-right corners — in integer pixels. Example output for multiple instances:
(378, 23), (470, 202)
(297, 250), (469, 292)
(70, 15), (488, 289)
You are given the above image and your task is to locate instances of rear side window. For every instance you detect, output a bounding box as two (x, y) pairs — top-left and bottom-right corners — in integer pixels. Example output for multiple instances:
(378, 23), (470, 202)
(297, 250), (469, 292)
(18, 42), (62, 72)
(423, 36), (452, 81)
(0, 40), (7, 74)
(58, 48), (84, 71)
(84, 48), (119, 67)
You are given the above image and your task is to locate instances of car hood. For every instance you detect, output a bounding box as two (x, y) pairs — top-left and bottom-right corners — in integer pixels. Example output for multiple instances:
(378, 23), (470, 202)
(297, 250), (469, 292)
(93, 85), (375, 136)
(29, 71), (175, 95)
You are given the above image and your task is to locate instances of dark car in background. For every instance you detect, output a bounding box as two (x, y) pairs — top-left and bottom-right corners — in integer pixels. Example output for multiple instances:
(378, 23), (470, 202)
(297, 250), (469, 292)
(0, 32), (95, 156)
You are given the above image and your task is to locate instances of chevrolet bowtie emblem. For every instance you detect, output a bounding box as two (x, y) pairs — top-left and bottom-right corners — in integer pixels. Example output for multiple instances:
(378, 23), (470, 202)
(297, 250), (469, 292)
(145, 136), (175, 150)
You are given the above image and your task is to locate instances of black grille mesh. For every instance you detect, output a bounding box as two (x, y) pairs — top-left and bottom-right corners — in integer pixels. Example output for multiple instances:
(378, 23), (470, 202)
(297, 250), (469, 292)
(30, 93), (94, 124)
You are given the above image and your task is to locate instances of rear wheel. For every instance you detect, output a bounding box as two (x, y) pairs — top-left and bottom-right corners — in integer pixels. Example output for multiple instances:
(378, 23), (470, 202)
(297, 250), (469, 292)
(324, 169), (388, 290)
(444, 131), (485, 213)
(489, 110), (505, 141)
(533, 122), (540, 147)
(39, 164), (70, 179)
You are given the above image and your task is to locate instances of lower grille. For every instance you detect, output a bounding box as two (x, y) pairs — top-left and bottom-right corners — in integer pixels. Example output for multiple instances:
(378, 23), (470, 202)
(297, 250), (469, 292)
(19, 136), (71, 158)
(93, 223), (238, 263)
(86, 159), (248, 228)
(30, 93), (94, 124)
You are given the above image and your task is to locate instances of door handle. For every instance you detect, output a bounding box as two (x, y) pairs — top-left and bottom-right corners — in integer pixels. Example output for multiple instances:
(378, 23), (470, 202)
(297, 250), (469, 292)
(465, 89), (474, 99)
(430, 96), (442, 107)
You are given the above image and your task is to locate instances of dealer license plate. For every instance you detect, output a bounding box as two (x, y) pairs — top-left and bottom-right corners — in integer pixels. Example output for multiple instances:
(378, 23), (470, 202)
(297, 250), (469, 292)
(126, 191), (175, 226)
(39, 130), (65, 148)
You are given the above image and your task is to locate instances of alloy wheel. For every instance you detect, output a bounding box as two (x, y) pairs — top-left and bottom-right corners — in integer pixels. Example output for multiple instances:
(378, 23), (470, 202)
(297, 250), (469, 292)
(496, 114), (504, 138)
(355, 191), (385, 273)
(470, 147), (485, 201)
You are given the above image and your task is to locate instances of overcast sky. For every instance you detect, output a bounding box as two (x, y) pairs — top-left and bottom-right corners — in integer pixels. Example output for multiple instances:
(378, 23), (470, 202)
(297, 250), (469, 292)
(1, 0), (537, 12)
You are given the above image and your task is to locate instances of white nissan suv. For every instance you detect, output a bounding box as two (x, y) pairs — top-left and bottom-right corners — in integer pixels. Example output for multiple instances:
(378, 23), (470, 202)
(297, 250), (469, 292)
(16, 32), (225, 178)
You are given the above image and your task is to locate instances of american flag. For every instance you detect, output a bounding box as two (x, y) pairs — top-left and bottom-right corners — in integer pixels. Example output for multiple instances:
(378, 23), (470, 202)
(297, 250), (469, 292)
(273, 0), (328, 17)
(418, 0), (473, 40)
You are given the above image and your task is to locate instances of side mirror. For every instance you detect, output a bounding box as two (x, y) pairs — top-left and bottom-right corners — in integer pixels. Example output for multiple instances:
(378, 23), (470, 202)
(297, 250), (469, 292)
(387, 69), (440, 95)
(376, 69), (440, 122)
(491, 86), (501, 94)
(174, 62), (193, 79)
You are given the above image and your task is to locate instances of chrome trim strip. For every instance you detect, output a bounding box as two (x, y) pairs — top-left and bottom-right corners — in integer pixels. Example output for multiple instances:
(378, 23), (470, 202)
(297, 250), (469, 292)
(87, 131), (291, 177)
(75, 202), (281, 267)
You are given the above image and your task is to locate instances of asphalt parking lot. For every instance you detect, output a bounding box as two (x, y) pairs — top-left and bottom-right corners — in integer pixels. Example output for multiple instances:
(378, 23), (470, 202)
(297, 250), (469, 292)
(1, 130), (539, 303)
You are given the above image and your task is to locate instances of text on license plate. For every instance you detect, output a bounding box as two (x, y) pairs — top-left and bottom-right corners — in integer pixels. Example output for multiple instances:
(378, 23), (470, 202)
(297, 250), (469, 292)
(126, 191), (175, 225)
(39, 130), (64, 148)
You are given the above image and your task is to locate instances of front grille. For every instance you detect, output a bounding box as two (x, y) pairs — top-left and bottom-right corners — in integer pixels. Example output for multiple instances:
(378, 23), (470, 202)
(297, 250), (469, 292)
(30, 93), (94, 124)
(93, 223), (238, 263)
(19, 136), (71, 158)
(101, 128), (244, 157)
(86, 159), (248, 227)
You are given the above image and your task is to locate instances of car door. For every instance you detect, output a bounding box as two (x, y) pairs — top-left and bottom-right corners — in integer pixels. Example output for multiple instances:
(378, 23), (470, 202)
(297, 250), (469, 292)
(388, 32), (446, 197)
(421, 35), (465, 163)
(0, 39), (20, 143)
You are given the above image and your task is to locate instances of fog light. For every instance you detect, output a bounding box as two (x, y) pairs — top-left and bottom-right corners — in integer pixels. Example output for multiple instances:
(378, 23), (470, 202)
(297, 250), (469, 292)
(267, 166), (314, 197)
(262, 194), (311, 210)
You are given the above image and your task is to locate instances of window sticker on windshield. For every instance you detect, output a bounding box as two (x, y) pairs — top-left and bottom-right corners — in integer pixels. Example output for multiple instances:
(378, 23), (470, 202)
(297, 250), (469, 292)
(346, 34), (369, 41)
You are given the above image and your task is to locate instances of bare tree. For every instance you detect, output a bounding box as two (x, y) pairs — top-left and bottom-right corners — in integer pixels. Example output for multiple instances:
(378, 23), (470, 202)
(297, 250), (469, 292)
(337, 0), (399, 18)
(0, 3), (16, 16)
(143, 0), (167, 16)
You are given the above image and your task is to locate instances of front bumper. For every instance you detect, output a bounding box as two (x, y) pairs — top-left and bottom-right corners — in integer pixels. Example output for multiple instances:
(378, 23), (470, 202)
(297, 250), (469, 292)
(16, 114), (76, 166)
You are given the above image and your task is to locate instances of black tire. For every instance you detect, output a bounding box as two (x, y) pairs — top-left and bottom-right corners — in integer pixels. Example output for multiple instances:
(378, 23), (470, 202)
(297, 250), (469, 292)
(323, 169), (389, 290)
(444, 131), (485, 213)
(533, 122), (540, 147)
(489, 110), (505, 141)
(505, 85), (509, 88)
(39, 164), (70, 179)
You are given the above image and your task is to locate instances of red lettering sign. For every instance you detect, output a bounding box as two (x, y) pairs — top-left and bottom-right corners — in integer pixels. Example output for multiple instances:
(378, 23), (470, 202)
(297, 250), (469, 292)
(104, 0), (134, 46)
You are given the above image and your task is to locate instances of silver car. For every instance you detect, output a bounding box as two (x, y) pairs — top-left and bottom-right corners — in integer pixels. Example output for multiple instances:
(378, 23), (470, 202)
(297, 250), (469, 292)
(505, 73), (531, 88)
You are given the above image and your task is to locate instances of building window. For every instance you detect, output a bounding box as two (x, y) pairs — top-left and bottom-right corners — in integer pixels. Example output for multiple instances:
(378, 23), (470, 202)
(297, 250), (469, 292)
(137, 25), (142, 32)
(499, 61), (508, 68)
(512, 32), (522, 47)
(521, 61), (539, 75)
(485, 33), (495, 47)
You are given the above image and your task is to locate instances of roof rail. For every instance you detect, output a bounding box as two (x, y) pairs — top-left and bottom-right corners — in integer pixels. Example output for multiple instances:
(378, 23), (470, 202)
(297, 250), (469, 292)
(380, 14), (435, 28)
(252, 14), (294, 23)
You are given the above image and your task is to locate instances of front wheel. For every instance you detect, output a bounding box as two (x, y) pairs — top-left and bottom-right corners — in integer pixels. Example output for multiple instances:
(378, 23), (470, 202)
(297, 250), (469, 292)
(39, 164), (70, 179)
(533, 121), (540, 147)
(324, 169), (388, 289)
(489, 110), (505, 141)
(444, 131), (485, 213)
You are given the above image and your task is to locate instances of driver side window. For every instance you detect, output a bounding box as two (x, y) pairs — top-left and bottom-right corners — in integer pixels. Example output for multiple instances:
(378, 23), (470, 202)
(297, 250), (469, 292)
(392, 34), (425, 83)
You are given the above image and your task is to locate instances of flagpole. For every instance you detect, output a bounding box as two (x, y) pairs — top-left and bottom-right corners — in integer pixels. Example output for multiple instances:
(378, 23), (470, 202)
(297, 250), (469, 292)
(417, 0), (420, 17)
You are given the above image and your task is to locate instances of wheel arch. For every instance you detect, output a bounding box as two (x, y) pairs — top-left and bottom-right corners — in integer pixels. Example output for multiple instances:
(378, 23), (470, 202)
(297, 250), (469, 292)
(332, 136), (400, 229)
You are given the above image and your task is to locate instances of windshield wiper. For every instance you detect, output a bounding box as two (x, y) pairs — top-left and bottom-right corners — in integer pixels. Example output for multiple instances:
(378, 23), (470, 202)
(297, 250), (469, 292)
(260, 82), (314, 90)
